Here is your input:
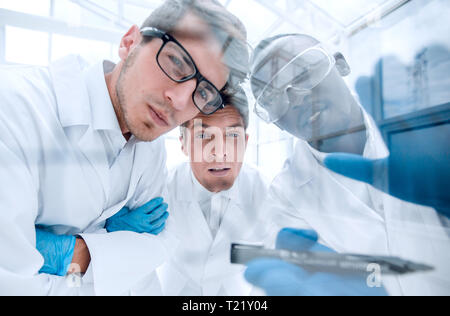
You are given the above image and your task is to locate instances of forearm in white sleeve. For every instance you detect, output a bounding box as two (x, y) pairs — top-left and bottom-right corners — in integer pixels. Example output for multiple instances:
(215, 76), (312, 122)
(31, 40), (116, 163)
(77, 140), (178, 295)
(0, 141), (81, 296)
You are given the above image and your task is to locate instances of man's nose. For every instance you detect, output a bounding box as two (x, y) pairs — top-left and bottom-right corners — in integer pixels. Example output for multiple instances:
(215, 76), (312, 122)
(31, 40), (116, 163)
(211, 135), (232, 163)
(214, 138), (225, 159)
(165, 80), (197, 112)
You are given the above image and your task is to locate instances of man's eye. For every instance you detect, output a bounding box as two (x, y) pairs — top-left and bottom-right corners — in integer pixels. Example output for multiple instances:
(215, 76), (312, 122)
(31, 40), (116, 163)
(196, 133), (211, 139)
(169, 55), (189, 78)
(198, 88), (209, 101)
(227, 133), (240, 138)
(169, 55), (183, 68)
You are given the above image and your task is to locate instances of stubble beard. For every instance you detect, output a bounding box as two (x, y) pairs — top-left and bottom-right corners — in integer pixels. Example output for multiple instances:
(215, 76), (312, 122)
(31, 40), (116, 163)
(115, 47), (158, 142)
(203, 178), (234, 193)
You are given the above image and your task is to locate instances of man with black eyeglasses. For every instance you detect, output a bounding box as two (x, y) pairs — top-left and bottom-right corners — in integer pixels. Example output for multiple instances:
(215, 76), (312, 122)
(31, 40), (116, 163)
(0, 0), (248, 295)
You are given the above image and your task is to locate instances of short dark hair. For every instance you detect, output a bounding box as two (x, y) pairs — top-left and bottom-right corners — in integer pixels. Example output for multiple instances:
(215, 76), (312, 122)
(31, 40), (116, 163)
(180, 85), (249, 137)
(221, 86), (249, 129)
(141, 0), (249, 87)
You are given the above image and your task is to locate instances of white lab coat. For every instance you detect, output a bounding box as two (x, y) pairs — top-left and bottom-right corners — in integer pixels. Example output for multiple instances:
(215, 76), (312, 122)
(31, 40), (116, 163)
(264, 107), (450, 295)
(152, 162), (270, 296)
(0, 56), (176, 296)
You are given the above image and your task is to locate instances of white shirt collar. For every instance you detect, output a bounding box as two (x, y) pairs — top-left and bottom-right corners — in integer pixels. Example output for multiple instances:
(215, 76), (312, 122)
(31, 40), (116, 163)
(191, 170), (215, 203)
(83, 60), (122, 133)
(190, 169), (240, 203)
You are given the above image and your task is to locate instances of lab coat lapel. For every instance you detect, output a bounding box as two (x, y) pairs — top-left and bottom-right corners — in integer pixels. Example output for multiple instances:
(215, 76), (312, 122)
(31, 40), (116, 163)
(87, 138), (146, 227)
(77, 128), (111, 199)
(50, 55), (111, 201)
(210, 202), (254, 296)
(159, 164), (214, 295)
(174, 163), (214, 242)
(125, 140), (150, 201)
(212, 194), (247, 248)
(292, 147), (389, 254)
(203, 178), (255, 296)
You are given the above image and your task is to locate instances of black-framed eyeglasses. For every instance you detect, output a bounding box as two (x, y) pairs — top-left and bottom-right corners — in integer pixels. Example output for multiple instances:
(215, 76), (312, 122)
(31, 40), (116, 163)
(140, 27), (225, 115)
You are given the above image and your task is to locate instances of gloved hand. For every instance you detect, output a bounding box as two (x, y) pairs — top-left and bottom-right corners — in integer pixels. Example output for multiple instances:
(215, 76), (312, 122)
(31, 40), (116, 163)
(323, 154), (450, 218)
(244, 228), (387, 296)
(105, 197), (169, 234)
(35, 227), (77, 276)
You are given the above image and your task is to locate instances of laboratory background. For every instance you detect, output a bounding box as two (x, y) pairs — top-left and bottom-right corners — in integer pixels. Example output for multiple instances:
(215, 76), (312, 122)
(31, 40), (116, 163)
(0, 0), (449, 181)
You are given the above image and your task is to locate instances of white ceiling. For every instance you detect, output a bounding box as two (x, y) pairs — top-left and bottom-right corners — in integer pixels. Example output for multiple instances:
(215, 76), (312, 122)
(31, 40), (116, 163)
(68, 0), (409, 45)
(0, 0), (410, 48)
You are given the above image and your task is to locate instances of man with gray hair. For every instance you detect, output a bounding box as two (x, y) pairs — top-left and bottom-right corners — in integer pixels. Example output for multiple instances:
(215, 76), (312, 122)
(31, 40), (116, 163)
(0, 0), (249, 295)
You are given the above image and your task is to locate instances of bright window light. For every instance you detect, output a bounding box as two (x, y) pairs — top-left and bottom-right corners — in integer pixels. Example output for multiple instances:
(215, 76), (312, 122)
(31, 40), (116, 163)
(51, 34), (113, 64)
(165, 138), (188, 171)
(5, 26), (49, 65)
(227, 0), (279, 45)
(0, 0), (50, 17)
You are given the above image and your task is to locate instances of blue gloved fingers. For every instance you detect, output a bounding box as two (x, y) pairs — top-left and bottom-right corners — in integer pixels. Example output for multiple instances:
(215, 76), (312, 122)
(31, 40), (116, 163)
(149, 211), (169, 227)
(137, 197), (165, 215)
(324, 153), (378, 185)
(106, 207), (130, 223)
(36, 228), (77, 276)
(436, 207), (450, 219)
(245, 259), (311, 296)
(147, 203), (169, 222)
(149, 222), (166, 235)
(245, 259), (308, 285)
(302, 272), (360, 296)
(276, 228), (332, 253)
(276, 228), (319, 251)
(304, 272), (388, 296)
(105, 207), (131, 233)
(246, 258), (388, 296)
(104, 199), (168, 234)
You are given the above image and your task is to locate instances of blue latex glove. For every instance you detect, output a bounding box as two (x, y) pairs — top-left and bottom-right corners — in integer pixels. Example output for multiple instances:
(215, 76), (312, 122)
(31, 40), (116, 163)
(35, 227), (77, 276)
(245, 228), (387, 296)
(324, 154), (450, 218)
(105, 197), (169, 234)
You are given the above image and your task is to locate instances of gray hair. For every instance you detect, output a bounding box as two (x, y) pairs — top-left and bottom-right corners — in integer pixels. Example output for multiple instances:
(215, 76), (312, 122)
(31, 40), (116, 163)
(222, 85), (249, 129)
(141, 0), (249, 87)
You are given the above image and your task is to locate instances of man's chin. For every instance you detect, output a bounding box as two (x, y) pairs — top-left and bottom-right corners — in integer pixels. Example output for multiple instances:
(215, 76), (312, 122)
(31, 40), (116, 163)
(131, 131), (158, 142)
(204, 179), (234, 193)
(129, 124), (168, 142)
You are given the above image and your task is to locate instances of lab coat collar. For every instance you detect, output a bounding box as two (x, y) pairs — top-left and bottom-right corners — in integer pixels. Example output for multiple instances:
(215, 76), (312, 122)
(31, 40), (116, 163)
(361, 108), (389, 159)
(290, 140), (318, 188)
(220, 174), (241, 205)
(176, 163), (240, 202)
(173, 163), (196, 202)
(175, 163), (241, 204)
(50, 56), (122, 135)
(191, 170), (214, 203)
(83, 60), (122, 133)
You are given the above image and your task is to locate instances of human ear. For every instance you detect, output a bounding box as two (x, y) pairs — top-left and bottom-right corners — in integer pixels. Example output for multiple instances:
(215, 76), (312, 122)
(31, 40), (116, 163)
(118, 25), (142, 61)
(334, 52), (351, 77)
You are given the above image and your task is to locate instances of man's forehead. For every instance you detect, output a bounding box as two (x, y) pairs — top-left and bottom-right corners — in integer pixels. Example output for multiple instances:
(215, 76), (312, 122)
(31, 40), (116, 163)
(190, 107), (245, 129)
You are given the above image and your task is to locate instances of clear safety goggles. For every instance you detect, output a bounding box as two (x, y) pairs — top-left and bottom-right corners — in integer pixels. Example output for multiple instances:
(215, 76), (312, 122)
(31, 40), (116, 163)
(254, 44), (335, 123)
